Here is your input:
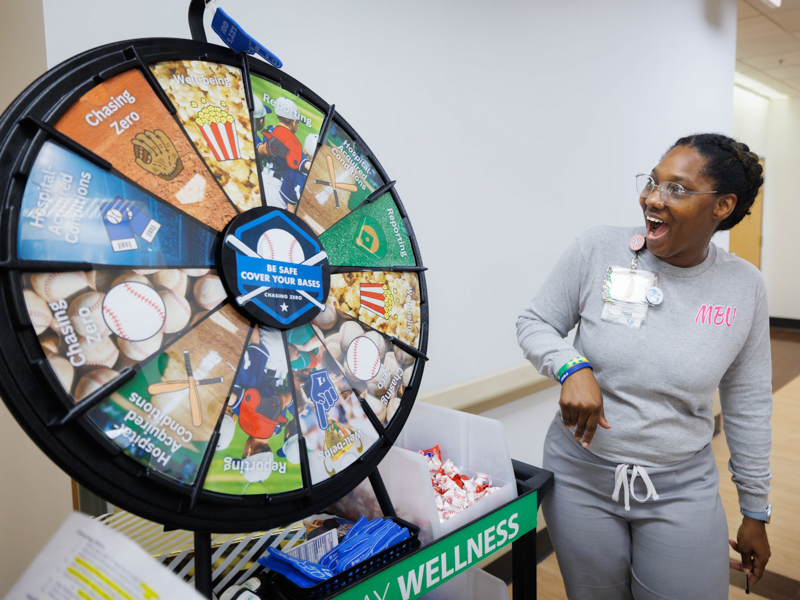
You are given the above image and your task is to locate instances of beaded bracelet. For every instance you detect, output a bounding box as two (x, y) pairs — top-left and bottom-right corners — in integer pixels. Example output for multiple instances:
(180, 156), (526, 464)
(557, 356), (592, 384)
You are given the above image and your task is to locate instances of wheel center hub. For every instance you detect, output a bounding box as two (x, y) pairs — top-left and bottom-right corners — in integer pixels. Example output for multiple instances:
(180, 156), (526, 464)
(219, 207), (330, 330)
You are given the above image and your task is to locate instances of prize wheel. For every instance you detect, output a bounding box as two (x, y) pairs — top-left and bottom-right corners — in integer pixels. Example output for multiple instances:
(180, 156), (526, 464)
(0, 36), (427, 532)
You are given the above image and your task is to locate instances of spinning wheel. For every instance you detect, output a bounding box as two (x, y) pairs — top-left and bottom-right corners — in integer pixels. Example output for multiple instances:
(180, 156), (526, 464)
(0, 34), (427, 533)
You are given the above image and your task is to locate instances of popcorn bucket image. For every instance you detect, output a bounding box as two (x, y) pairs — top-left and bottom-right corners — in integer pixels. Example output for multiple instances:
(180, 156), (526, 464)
(359, 282), (395, 319)
(195, 105), (241, 161)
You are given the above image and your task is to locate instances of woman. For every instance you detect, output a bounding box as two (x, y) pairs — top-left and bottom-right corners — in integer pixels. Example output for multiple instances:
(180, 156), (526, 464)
(517, 133), (771, 599)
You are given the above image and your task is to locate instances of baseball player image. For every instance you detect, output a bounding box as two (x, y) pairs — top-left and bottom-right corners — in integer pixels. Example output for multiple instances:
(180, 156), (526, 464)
(253, 95), (317, 212)
(218, 326), (295, 456)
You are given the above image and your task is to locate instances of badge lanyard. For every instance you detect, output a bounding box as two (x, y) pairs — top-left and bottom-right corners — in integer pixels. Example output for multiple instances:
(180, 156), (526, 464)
(601, 234), (663, 329)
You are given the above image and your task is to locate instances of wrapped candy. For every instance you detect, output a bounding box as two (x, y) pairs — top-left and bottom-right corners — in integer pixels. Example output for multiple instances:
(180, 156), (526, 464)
(418, 446), (499, 522)
(419, 445), (442, 463)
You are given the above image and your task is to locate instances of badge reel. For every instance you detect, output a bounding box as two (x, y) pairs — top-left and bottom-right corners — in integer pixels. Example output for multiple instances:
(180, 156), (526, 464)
(601, 235), (662, 329)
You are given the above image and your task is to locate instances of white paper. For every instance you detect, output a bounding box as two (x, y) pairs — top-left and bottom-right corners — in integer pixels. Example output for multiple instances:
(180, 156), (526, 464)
(606, 268), (654, 304)
(285, 528), (338, 563)
(601, 304), (644, 328)
(5, 512), (205, 600)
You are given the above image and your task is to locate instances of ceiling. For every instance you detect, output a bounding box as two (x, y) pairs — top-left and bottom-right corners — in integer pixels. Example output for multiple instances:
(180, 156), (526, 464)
(737, 0), (800, 96)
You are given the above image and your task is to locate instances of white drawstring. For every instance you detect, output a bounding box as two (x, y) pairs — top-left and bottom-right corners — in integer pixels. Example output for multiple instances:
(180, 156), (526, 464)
(630, 465), (659, 503)
(612, 464), (659, 511)
(612, 464), (630, 510)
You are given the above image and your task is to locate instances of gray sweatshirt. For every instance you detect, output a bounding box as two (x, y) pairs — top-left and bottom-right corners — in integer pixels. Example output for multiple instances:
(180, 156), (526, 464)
(517, 225), (772, 511)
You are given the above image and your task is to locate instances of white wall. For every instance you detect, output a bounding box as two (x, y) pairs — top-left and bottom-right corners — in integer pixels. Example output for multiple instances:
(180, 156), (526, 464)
(482, 386), (562, 470)
(762, 98), (800, 320)
(42, 0), (739, 392)
(732, 84), (800, 321)
(733, 86), (770, 157)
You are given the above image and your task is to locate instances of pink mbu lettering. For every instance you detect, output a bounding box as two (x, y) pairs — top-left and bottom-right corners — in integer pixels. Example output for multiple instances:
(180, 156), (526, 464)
(695, 304), (736, 326)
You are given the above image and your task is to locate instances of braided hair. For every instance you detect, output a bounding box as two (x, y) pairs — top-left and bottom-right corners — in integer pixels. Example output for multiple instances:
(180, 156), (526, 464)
(668, 133), (763, 231)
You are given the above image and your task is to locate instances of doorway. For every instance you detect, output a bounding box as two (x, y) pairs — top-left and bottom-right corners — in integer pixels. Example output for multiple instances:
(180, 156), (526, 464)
(729, 158), (764, 269)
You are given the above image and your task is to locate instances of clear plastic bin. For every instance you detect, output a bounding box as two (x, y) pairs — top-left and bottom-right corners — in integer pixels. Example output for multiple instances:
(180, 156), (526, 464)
(378, 402), (517, 544)
(421, 567), (509, 599)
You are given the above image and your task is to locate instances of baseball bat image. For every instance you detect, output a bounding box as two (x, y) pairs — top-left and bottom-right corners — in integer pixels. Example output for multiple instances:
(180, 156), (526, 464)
(327, 155), (340, 209)
(313, 154), (359, 211)
(325, 155), (358, 191)
(313, 179), (358, 193)
(184, 350), (203, 428)
(147, 377), (224, 395)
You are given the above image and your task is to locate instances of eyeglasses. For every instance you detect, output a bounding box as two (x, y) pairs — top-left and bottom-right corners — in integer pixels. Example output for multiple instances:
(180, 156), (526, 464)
(635, 174), (717, 207)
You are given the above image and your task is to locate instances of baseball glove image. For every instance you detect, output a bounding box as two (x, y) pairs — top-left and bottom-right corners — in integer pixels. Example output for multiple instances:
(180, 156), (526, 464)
(132, 129), (184, 181)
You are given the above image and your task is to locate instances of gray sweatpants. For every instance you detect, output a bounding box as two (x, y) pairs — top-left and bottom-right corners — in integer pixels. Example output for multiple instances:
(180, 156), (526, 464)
(541, 416), (729, 599)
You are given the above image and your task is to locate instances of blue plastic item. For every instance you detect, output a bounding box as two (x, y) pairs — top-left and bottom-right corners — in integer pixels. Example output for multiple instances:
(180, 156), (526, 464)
(329, 536), (373, 573)
(323, 519), (407, 573)
(341, 516), (370, 543)
(266, 518), (417, 591)
(382, 527), (410, 552)
(258, 554), (317, 588)
(269, 516), (421, 598)
(210, 8), (283, 68)
(320, 517), (379, 570)
(263, 547), (334, 581)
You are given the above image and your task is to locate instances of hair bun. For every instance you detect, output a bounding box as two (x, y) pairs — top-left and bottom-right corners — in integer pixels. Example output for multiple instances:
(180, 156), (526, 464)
(669, 133), (763, 230)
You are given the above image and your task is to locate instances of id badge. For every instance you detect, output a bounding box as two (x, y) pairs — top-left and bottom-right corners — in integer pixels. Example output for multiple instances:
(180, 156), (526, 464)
(601, 266), (657, 328)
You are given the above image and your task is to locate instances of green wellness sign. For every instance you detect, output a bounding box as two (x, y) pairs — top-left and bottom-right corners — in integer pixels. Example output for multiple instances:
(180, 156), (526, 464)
(337, 491), (537, 600)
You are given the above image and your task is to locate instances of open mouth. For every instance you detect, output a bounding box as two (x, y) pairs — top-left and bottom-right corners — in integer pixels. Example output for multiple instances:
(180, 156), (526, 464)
(646, 216), (670, 241)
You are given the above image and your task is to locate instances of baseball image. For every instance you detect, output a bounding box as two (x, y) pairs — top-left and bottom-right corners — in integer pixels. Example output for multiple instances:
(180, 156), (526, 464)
(24, 289), (51, 335)
(365, 330), (386, 359)
(312, 302), (339, 330)
(69, 292), (111, 338)
(367, 353), (402, 398)
(335, 320), (364, 351)
(316, 311), (416, 427)
(159, 289), (192, 333)
(39, 332), (60, 356)
(79, 335), (119, 368)
(106, 208), (124, 224)
(111, 272), (151, 287)
(394, 346), (415, 365)
(23, 267), (229, 401)
(31, 271), (95, 303)
(48, 356), (74, 392)
(103, 282), (166, 341)
(153, 269), (188, 296)
(324, 335), (343, 362)
(118, 331), (164, 361)
(385, 395), (401, 423)
(346, 336), (382, 381)
(257, 229), (305, 263)
(193, 274), (226, 311)
(74, 368), (119, 401)
(403, 365), (413, 387)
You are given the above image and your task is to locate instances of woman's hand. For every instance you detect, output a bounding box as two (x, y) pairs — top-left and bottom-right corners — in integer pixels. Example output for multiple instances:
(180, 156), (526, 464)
(729, 517), (771, 586)
(559, 368), (610, 447)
